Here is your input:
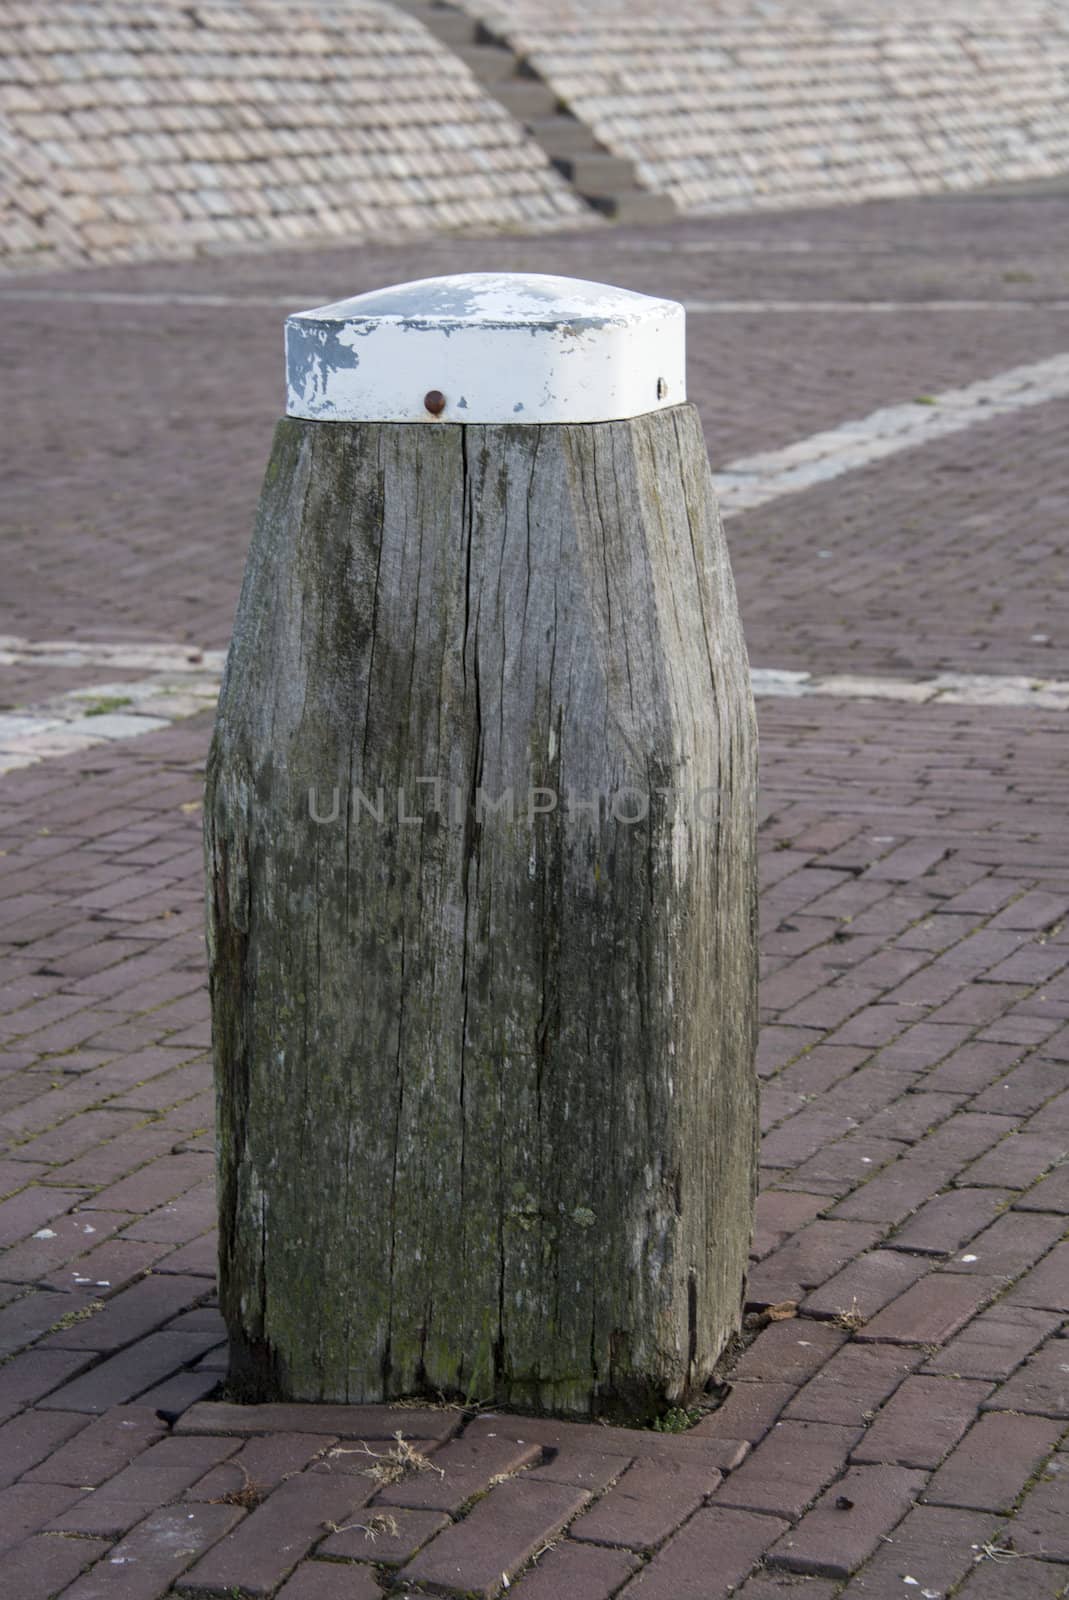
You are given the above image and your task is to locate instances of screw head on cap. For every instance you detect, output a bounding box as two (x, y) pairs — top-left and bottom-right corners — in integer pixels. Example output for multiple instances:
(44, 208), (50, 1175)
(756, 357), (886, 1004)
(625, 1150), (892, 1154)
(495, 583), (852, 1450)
(424, 389), (446, 416)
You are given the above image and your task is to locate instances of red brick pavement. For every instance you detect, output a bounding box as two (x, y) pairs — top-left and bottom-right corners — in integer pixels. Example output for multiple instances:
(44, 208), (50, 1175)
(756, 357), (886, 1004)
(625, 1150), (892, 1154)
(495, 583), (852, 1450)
(2, 191), (1069, 1598)
(4, 191), (1069, 659)
(731, 395), (1069, 681)
(0, 687), (1066, 1597)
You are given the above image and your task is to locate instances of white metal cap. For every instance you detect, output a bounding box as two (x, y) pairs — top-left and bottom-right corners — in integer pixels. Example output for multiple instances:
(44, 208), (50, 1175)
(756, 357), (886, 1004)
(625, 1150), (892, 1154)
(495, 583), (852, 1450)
(285, 272), (685, 425)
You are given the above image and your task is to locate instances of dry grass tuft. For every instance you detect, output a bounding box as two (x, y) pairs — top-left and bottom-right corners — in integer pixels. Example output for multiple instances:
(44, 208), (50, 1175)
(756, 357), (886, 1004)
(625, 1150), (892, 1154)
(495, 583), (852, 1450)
(832, 1298), (866, 1332)
(391, 1392), (465, 1412)
(323, 1511), (402, 1542)
(327, 1430), (446, 1488)
(209, 1460), (267, 1509)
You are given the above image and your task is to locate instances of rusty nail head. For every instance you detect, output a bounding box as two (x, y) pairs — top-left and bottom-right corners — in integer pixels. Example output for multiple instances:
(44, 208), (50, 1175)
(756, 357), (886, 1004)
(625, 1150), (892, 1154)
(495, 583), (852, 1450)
(424, 389), (446, 416)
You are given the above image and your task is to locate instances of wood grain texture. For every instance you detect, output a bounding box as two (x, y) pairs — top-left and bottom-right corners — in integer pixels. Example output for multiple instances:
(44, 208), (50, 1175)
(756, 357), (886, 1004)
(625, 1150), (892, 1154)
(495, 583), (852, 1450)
(206, 405), (758, 1417)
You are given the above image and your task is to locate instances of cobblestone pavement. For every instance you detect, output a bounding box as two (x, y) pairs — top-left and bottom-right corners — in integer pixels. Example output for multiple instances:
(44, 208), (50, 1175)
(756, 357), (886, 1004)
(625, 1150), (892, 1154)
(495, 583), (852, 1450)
(1, 192), (1068, 1597)
(4, 0), (1067, 268)
(465, 0), (1069, 217)
(0, 0), (585, 271)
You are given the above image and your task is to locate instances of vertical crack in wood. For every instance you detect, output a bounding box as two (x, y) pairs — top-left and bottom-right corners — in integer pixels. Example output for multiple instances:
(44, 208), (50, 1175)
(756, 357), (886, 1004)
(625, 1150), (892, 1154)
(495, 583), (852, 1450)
(359, 433), (387, 778)
(458, 423), (481, 1390)
(336, 438), (361, 1392)
(383, 922), (405, 1395)
(494, 433), (509, 1398)
(687, 1266), (698, 1388)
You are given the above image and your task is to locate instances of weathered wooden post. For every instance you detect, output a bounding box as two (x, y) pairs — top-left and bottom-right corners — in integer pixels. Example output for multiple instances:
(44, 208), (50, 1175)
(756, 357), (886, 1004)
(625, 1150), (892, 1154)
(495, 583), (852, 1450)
(206, 273), (758, 1419)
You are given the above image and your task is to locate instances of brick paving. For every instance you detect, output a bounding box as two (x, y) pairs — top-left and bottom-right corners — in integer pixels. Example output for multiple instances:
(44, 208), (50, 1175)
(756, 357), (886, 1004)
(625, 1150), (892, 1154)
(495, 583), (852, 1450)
(1, 195), (1068, 1596)
(3, 192), (1069, 660)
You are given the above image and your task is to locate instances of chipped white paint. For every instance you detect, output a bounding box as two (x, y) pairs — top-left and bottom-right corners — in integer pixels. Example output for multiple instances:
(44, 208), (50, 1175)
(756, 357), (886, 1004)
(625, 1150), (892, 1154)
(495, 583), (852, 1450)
(284, 273), (685, 424)
(714, 351), (1069, 515)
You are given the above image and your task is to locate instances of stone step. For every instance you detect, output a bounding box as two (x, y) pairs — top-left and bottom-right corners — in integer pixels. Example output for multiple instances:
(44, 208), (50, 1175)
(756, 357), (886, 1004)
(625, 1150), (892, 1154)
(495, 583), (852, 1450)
(401, 3), (478, 47)
(552, 152), (637, 192)
(586, 189), (678, 225)
(455, 44), (518, 82)
(493, 79), (562, 120)
(397, 9), (674, 228)
(524, 115), (601, 158)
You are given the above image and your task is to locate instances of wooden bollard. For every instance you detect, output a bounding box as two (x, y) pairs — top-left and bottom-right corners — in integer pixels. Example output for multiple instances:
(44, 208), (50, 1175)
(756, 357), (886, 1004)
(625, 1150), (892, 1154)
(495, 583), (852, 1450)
(206, 273), (758, 1419)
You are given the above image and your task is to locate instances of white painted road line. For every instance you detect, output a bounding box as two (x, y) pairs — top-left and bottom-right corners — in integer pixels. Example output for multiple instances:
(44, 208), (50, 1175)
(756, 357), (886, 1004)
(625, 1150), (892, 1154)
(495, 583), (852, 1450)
(688, 299), (1069, 313)
(621, 239), (904, 256)
(0, 640), (226, 773)
(750, 669), (1069, 711)
(0, 668), (222, 773)
(0, 289), (313, 309)
(2, 286), (1069, 314)
(2, 648), (1067, 775)
(713, 350), (1069, 516)
(0, 636), (227, 674)
(4, 342), (1069, 772)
